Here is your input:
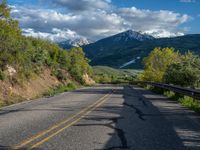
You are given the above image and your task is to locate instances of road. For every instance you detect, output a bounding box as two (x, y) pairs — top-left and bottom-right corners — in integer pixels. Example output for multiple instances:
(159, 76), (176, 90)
(0, 85), (200, 150)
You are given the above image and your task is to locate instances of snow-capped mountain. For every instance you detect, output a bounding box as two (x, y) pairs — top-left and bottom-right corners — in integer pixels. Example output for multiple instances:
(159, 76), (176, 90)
(113, 30), (155, 42)
(83, 30), (200, 69)
(68, 37), (91, 47)
(59, 37), (91, 49)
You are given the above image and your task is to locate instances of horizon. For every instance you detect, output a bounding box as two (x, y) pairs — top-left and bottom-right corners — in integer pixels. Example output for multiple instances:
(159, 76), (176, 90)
(8, 0), (200, 42)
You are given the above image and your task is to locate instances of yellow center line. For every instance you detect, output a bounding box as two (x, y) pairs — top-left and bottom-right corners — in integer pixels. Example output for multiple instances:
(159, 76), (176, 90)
(29, 93), (112, 149)
(12, 91), (113, 149)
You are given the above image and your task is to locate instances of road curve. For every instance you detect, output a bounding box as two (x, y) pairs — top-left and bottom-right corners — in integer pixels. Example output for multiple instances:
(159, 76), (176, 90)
(0, 85), (200, 150)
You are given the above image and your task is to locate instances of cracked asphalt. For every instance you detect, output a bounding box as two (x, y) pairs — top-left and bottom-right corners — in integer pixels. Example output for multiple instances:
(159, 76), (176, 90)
(0, 85), (200, 150)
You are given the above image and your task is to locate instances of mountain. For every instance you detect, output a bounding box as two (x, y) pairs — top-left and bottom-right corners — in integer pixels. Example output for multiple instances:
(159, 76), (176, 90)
(110, 30), (155, 42)
(58, 37), (91, 49)
(82, 30), (200, 69)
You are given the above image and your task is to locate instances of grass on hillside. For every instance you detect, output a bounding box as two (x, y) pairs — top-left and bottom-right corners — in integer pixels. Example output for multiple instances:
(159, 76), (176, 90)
(92, 66), (142, 83)
(43, 83), (77, 97)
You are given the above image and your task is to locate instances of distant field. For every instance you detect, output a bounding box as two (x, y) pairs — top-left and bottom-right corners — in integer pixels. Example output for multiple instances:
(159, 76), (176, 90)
(93, 66), (142, 76)
(92, 66), (142, 83)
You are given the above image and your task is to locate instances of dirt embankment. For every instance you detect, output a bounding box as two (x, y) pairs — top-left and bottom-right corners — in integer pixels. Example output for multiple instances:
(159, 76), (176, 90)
(0, 69), (61, 106)
(83, 73), (95, 85)
(0, 66), (95, 107)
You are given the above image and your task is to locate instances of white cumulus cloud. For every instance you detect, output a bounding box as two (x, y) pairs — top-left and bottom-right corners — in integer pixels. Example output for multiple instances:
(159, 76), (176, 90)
(10, 0), (191, 41)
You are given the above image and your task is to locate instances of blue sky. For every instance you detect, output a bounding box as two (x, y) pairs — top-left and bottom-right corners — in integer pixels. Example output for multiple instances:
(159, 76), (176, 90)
(7, 0), (200, 41)
(113, 0), (200, 33)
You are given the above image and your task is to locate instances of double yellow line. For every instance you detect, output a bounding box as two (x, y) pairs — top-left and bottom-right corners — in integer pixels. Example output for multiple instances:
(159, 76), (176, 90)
(12, 90), (113, 150)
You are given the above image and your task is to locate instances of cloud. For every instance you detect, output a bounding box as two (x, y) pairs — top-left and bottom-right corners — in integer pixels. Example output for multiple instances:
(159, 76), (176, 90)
(11, 6), (125, 40)
(180, 0), (196, 3)
(143, 29), (184, 38)
(10, 2), (191, 41)
(116, 7), (190, 36)
(22, 28), (82, 42)
(51, 0), (111, 11)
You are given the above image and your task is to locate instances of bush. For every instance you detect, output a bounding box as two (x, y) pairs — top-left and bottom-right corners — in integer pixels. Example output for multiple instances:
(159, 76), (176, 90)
(0, 70), (6, 80)
(139, 47), (179, 82)
(164, 53), (200, 88)
(53, 69), (67, 81)
(179, 96), (200, 113)
(68, 47), (92, 84)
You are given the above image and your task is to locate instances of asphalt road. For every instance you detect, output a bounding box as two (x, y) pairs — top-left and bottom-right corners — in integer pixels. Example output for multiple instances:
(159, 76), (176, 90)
(0, 85), (200, 150)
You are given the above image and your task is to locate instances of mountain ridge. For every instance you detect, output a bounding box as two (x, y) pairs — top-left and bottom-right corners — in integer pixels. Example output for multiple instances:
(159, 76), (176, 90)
(58, 37), (91, 49)
(82, 30), (200, 69)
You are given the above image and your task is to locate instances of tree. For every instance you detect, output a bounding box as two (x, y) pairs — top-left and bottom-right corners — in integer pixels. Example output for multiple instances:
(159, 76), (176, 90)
(68, 47), (92, 83)
(0, 0), (10, 19)
(139, 47), (180, 82)
(164, 53), (200, 88)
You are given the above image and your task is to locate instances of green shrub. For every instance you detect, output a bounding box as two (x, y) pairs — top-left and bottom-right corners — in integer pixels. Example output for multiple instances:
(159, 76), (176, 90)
(0, 70), (6, 80)
(179, 96), (200, 113)
(138, 47), (180, 82)
(53, 69), (67, 81)
(164, 53), (200, 88)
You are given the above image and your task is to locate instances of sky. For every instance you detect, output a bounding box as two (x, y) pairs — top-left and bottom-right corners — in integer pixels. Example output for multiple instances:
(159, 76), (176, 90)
(7, 0), (200, 42)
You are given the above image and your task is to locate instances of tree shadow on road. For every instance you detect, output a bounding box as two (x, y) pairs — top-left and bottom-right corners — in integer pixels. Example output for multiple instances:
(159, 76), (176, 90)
(75, 85), (200, 150)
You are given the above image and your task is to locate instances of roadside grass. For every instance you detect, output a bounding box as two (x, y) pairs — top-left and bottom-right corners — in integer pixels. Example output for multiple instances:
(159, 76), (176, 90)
(0, 95), (25, 108)
(0, 83), (79, 108)
(43, 83), (77, 97)
(145, 86), (200, 113)
(164, 91), (200, 113)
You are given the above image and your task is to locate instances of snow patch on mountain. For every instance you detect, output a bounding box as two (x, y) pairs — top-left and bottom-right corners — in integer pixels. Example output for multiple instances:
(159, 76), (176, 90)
(114, 30), (155, 42)
(59, 37), (91, 48)
(120, 57), (141, 68)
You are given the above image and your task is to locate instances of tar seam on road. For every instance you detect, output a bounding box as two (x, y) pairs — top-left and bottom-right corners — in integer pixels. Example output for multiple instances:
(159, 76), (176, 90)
(12, 90), (114, 150)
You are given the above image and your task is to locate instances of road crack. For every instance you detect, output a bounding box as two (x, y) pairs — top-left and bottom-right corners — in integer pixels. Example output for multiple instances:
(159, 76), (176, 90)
(75, 117), (130, 149)
(123, 102), (145, 121)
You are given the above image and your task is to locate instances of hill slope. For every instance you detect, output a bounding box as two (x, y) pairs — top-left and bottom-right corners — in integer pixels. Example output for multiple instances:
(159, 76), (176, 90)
(0, 2), (93, 106)
(83, 30), (200, 69)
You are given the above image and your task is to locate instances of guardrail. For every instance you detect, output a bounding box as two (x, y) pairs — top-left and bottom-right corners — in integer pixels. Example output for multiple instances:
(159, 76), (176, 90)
(134, 81), (200, 100)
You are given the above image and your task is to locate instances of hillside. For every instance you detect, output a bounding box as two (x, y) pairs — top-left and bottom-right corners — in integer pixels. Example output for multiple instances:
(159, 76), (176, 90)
(83, 31), (200, 69)
(0, 2), (93, 106)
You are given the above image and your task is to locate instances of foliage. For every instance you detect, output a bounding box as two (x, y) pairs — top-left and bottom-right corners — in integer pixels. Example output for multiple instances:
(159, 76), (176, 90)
(139, 46), (200, 88)
(141, 49), (200, 113)
(0, 69), (5, 80)
(138, 47), (179, 82)
(178, 96), (200, 113)
(83, 30), (200, 69)
(163, 90), (200, 113)
(0, 1), (91, 84)
(0, 0), (10, 19)
(92, 66), (140, 83)
(68, 47), (92, 84)
(164, 52), (200, 88)
(43, 83), (77, 97)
